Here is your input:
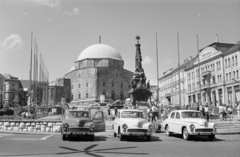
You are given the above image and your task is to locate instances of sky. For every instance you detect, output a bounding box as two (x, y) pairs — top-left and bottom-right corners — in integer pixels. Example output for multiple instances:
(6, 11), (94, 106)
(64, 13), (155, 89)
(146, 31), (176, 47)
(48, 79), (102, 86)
(0, 0), (240, 85)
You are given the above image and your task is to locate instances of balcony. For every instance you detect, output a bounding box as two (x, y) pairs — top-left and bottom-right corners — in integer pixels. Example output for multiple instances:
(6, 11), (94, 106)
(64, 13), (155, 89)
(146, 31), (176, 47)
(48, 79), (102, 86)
(201, 71), (211, 77)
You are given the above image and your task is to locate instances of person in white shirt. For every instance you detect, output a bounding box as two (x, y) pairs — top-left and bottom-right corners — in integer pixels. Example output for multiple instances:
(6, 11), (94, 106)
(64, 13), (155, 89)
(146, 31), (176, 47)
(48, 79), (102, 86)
(237, 103), (240, 121)
(219, 104), (223, 121)
(205, 103), (209, 122)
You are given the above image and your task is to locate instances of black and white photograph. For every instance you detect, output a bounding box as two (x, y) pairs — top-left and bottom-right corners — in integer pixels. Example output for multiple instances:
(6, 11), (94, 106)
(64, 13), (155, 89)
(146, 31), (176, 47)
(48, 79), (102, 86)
(0, 0), (240, 156)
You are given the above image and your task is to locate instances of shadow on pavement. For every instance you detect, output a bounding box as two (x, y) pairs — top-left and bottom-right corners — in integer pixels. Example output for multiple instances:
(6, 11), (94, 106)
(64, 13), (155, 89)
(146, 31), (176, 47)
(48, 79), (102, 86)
(1, 144), (149, 157)
(169, 134), (225, 142)
(123, 136), (162, 142)
(66, 136), (107, 142)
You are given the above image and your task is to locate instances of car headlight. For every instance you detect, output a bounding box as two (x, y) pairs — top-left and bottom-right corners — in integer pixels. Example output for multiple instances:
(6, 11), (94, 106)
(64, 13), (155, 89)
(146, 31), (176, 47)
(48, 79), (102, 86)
(148, 124), (153, 131)
(213, 124), (217, 131)
(122, 124), (128, 132)
(190, 124), (195, 132)
(62, 123), (69, 132)
(90, 122), (95, 131)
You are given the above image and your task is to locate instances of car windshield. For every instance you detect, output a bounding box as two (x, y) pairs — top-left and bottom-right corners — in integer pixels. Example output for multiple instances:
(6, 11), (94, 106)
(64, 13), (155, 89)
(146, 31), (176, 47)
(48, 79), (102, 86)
(67, 111), (89, 118)
(181, 112), (203, 118)
(121, 111), (144, 118)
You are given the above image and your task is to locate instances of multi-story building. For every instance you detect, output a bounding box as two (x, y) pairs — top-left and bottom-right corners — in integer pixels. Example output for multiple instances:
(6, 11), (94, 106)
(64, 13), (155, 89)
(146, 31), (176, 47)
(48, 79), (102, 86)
(159, 39), (240, 107)
(0, 74), (5, 108)
(48, 77), (71, 106)
(2, 73), (27, 107)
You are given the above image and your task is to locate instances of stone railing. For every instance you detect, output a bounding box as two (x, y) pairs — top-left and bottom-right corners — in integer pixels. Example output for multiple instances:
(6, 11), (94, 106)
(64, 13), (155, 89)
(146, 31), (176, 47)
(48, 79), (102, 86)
(0, 120), (62, 133)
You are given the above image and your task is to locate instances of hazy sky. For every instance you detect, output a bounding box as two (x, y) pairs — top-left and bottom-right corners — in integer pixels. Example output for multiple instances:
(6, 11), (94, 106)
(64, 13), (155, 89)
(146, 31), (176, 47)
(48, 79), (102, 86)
(0, 0), (240, 85)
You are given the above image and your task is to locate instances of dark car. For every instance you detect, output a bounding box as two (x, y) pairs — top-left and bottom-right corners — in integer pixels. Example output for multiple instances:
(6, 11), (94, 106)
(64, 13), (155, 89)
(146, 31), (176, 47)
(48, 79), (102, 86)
(61, 108), (105, 141)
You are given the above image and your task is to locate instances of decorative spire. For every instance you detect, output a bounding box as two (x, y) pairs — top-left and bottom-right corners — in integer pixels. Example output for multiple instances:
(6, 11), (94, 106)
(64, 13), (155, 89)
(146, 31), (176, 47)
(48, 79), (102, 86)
(99, 36), (101, 43)
(215, 33), (219, 43)
(136, 35), (140, 44)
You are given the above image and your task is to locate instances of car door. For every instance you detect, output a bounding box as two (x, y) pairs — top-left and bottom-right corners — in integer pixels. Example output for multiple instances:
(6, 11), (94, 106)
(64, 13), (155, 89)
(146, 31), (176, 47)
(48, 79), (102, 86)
(168, 112), (175, 132)
(174, 112), (181, 133)
(92, 111), (105, 132)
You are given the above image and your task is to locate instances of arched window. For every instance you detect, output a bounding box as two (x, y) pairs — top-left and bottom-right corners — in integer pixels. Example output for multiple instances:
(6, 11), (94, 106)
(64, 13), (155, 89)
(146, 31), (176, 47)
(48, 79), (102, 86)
(78, 84), (81, 88)
(78, 93), (81, 99)
(111, 90), (115, 100)
(86, 82), (88, 87)
(86, 93), (88, 98)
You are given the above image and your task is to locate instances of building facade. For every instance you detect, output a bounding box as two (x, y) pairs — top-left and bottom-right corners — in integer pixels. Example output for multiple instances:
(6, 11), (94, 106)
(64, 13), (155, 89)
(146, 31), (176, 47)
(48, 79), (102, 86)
(48, 77), (71, 106)
(0, 74), (5, 108)
(2, 74), (27, 107)
(65, 43), (134, 106)
(159, 40), (240, 107)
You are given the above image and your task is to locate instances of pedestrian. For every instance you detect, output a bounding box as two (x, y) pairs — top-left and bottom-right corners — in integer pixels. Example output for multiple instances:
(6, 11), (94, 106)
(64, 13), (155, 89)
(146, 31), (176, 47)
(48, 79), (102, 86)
(227, 105), (233, 121)
(186, 105), (189, 110)
(114, 107), (118, 117)
(151, 105), (156, 121)
(147, 106), (152, 122)
(205, 103), (209, 122)
(219, 104), (223, 121)
(237, 103), (240, 121)
(222, 104), (227, 121)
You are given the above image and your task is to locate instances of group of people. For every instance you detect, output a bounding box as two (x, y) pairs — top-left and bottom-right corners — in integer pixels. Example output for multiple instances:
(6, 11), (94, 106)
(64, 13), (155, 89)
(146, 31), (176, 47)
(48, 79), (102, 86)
(197, 102), (240, 121)
(147, 104), (160, 122)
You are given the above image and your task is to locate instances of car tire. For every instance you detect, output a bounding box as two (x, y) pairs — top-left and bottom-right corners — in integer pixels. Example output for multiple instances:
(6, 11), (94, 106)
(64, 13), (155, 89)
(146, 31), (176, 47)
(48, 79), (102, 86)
(62, 134), (67, 141)
(90, 135), (94, 141)
(146, 135), (151, 141)
(208, 135), (215, 141)
(165, 125), (172, 136)
(114, 132), (117, 137)
(182, 128), (190, 141)
(119, 133), (124, 141)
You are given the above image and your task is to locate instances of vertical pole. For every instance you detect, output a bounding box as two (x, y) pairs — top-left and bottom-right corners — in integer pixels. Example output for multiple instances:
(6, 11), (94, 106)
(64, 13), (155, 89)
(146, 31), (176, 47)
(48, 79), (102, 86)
(197, 35), (201, 105)
(177, 33), (181, 107)
(156, 32), (159, 104)
(29, 32), (33, 113)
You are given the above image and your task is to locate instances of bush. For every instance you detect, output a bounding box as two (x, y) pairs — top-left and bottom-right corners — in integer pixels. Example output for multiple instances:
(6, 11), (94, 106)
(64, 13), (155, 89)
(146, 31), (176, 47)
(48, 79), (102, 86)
(14, 106), (28, 116)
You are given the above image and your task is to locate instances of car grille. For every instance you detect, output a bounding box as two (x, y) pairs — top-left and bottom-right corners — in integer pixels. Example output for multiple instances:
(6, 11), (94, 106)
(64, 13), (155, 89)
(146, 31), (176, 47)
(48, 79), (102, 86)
(195, 129), (213, 132)
(127, 129), (148, 133)
(68, 128), (90, 132)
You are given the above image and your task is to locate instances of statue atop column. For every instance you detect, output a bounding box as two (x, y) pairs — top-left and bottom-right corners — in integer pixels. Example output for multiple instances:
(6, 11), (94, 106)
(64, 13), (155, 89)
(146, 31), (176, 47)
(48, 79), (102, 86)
(129, 36), (152, 109)
(131, 36), (147, 89)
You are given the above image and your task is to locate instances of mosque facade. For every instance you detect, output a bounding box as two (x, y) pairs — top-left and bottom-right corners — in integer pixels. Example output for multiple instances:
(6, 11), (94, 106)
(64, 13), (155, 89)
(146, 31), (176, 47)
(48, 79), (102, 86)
(65, 43), (134, 106)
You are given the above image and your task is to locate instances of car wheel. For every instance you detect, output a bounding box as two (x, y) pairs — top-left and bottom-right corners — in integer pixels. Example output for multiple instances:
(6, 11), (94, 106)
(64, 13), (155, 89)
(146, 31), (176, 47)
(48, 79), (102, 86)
(90, 135), (94, 141)
(165, 125), (172, 136)
(182, 128), (190, 141)
(146, 135), (151, 141)
(208, 135), (215, 141)
(119, 133), (124, 141)
(62, 134), (67, 141)
(114, 132), (117, 137)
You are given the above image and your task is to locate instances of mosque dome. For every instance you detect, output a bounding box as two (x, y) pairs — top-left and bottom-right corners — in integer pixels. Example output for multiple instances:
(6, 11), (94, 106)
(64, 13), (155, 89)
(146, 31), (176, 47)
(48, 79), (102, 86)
(77, 44), (123, 61)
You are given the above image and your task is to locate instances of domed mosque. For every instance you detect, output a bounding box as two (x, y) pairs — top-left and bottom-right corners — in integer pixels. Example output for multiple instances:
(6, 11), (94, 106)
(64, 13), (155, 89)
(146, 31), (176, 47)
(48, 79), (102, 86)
(65, 40), (134, 106)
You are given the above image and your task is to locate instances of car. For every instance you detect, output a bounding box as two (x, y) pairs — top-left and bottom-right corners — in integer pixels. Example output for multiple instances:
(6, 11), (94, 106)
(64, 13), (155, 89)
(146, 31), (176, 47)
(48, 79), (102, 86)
(61, 108), (105, 141)
(162, 110), (217, 141)
(112, 109), (153, 141)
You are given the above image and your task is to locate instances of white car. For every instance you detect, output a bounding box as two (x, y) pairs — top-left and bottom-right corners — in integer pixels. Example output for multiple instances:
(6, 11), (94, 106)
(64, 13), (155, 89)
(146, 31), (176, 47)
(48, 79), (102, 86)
(112, 109), (153, 141)
(162, 110), (217, 141)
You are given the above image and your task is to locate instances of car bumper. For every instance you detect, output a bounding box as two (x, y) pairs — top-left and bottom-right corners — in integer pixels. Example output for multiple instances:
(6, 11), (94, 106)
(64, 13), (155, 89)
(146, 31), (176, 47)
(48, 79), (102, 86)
(122, 132), (152, 136)
(189, 132), (216, 135)
(63, 132), (94, 135)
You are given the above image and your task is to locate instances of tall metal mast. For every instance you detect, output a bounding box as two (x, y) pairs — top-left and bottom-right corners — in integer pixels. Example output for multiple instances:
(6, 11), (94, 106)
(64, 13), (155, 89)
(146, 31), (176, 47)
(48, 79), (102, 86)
(177, 33), (181, 107)
(29, 32), (33, 113)
(156, 32), (159, 105)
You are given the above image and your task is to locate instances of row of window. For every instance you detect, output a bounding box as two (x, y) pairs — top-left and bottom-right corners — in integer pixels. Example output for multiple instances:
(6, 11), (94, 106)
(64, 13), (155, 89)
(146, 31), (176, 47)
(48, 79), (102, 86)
(71, 82), (130, 89)
(78, 73), (120, 78)
(73, 91), (125, 100)
(225, 56), (238, 69)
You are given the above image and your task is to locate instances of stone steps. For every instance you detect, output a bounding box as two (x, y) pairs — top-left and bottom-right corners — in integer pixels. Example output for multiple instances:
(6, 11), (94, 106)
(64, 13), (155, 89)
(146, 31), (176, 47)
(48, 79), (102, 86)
(215, 121), (240, 134)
